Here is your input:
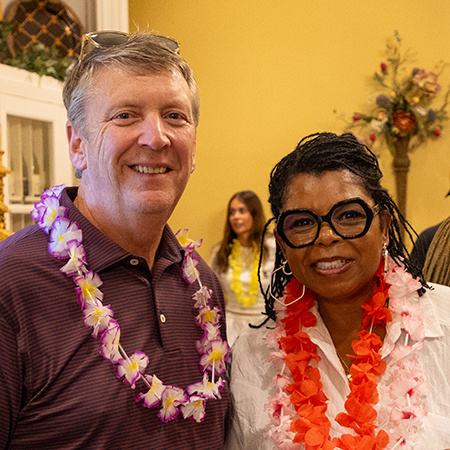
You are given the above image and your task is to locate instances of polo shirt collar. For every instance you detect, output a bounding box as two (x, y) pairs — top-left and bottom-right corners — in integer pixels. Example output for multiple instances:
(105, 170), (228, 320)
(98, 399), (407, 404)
(61, 187), (183, 274)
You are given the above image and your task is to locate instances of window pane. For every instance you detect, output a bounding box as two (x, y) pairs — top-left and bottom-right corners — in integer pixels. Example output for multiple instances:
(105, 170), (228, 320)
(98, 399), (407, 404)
(7, 115), (51, 204)
(10, 212), (35, 232)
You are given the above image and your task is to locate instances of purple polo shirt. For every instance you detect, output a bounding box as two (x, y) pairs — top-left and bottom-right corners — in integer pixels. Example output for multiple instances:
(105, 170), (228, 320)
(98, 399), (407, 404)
(0, 188), (229, 449)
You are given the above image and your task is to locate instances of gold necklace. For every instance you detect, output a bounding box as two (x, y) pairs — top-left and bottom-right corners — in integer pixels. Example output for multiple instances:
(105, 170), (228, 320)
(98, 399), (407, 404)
(335, 348), (353, 381)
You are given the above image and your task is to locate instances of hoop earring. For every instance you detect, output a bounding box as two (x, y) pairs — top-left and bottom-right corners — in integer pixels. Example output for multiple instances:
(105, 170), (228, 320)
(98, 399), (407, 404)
(267, 264), (306, 307)
(282, 260), (292, 276)
(278, 283), (306, 306)
(382, 242), (389, 274)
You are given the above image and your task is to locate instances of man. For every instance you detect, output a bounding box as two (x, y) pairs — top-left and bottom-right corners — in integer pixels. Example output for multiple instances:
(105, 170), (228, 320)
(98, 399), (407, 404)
(0, 32), (229, 449)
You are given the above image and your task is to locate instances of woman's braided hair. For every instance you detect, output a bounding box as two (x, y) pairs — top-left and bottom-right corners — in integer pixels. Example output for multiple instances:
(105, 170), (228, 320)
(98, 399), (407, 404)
(258, 132), (427, 324)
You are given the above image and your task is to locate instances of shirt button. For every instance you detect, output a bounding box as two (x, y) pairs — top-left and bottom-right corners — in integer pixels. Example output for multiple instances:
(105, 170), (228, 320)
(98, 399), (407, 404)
(130, 258), (139, 266)
(160, 314), (166, 323)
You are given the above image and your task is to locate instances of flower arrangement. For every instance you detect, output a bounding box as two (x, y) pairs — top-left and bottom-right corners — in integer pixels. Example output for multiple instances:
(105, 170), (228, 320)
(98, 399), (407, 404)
(345, 32), (450, 154)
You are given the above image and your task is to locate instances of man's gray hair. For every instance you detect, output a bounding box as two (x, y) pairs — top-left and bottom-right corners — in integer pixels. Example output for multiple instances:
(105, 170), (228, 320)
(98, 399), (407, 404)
(63, 32), (199, 138)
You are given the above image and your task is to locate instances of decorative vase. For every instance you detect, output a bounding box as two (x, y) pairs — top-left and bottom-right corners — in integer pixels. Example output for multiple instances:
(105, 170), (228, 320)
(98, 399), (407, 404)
(392, 134), (411, 234)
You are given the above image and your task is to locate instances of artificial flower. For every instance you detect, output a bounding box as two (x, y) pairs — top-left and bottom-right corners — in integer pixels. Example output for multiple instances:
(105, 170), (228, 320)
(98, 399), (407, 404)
(386, 265), (422, 299)
(369, 117), (388, 133)
(180, 252), (201, 284)
(48, 217), (83, 258)
(389, 298), (425, 341)
(116, 351), (149, 389)
(176, 229), (203, 284)
(45, 184), (66, 197)
(195, 321), (221, 354)
(74, 270), (103, 308)
(264, 412), (299, 450)
(389, 370), (428, 404)
(266, 391), (294, 422)
(175, 228), (203, 249)
(196, 305), (221, 327)
(187, 373), (224, 399)
(158, 386), (189, 422)
(389, 403), (426, 423)
(281, 331), (317, 354)
(99, 319), (122, 363)
(181, 395), (206, 422)
(136, 375), (165, 408)
(413, 69), (441, 96)
(376, 94), (391, 108)
(388, 342), (423, 363)
(199, 339), (229, 374)
(281, 281), (316, 334)
(31, 192), (67, 233)
(392, 110), (416, 133)
(265, 319), (286, 350)
(83, 302), (114, 338)
(335, 431), (389, 450)
(273, 374), (291, 391)
(268, 349), (288, 374)
(191, 285), (213, 308)
(60, 240), (87, 276)
(427, 109), (437, 122)
(361, 289), (391, 329)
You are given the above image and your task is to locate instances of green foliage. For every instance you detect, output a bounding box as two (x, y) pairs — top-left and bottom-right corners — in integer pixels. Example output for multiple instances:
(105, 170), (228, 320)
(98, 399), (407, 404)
(0, 20), (14, 57)
(3, 42), (72, 81)
(0, 21), (73, 81)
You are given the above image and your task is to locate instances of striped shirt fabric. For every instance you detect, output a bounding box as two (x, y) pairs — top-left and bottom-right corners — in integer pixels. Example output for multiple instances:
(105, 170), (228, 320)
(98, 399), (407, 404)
(0, 188), (230, 449)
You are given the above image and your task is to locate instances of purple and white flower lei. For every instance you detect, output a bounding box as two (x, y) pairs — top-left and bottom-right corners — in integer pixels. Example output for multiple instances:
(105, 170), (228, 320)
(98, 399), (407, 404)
(32, 185), (229, 423)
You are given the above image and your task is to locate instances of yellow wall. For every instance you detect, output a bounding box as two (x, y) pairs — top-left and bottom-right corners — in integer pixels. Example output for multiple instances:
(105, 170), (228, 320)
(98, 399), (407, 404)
(129, 0), (450, 259)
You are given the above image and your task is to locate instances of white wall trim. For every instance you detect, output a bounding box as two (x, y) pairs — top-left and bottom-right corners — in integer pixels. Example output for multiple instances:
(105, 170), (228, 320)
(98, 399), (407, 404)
(95, 0), (129, 32)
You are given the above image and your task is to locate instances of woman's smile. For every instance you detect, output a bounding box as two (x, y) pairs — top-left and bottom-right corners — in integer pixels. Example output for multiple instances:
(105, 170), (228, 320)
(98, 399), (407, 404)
(312, 257), (351, 273)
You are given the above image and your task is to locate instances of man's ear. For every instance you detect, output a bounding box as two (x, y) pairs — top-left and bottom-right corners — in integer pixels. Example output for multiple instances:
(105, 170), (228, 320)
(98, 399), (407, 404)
(190, 144), (196, 174)
(67, 121), (88, 171)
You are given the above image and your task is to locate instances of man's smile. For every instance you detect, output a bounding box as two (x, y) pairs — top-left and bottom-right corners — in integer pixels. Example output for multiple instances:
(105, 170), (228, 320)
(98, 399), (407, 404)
(131, 165), (169, 174)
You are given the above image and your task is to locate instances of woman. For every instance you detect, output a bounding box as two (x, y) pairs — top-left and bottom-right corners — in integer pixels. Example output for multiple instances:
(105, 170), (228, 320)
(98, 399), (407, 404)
(226, 133), (450, 449)
(211, 191), (275, 346)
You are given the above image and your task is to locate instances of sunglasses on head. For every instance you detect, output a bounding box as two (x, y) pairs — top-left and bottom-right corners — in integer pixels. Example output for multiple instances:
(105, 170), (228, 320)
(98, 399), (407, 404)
(79, 30), (180, 61)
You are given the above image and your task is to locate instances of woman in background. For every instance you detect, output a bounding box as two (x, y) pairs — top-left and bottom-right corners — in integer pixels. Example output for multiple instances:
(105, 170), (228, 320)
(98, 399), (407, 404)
(211, 190), (275, 346)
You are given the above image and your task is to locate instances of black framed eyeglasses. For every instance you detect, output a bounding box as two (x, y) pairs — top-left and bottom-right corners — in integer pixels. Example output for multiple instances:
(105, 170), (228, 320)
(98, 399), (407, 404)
(79, 30), (180, 61)
(277, 198), (381, 249)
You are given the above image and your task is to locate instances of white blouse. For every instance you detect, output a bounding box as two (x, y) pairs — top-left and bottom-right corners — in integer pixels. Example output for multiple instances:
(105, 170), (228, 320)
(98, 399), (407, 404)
(211, 238), (276, 345)
(226, 283), (450, 450)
